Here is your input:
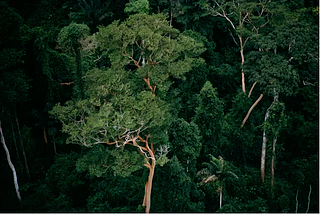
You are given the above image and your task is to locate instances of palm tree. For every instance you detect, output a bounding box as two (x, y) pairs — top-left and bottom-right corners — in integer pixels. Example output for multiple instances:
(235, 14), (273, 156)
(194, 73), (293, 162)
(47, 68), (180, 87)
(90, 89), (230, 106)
(197, 155), (238, 209)
(69, 0), (113, 31)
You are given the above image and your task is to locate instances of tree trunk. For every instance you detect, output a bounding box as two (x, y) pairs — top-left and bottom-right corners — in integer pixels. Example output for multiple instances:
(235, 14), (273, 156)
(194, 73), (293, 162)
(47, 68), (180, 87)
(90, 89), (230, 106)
(143, 157), (155, 213)
(295, 188), (299, 213)
(262, 90), (278, 183)
(306, 185), (312, 213)
(169, 0), (173, 27)
(219, 189), (222, 209)
(239, 35), (246, 94)
(270, 136), (277, 188)
(261, 107), (270, 182)
(270, 90), (279, 186)
(141, 139), (156, 213)
(15, 110), (30, 181)
(142, 40), (146, 67)
(0, 121), (22, 202)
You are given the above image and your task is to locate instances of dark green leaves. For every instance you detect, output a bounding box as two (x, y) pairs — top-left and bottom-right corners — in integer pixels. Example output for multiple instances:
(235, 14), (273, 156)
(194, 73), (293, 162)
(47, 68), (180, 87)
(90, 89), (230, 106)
(245, 52), (299, 96)
(57, 23), (91, 53)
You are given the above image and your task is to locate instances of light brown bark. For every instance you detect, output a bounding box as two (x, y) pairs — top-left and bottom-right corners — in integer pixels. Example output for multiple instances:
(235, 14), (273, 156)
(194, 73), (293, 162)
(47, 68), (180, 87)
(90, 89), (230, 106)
(239, 36), (246, 93)
(248, 81), (257, 98)
(107, 134), (156, 213)
(139, 136), (155, 213)
(241, 94), (263, 127)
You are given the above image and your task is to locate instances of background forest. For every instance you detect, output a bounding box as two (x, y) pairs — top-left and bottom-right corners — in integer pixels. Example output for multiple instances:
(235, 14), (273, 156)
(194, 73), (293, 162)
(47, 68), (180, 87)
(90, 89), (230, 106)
(0, 0), (318, 212)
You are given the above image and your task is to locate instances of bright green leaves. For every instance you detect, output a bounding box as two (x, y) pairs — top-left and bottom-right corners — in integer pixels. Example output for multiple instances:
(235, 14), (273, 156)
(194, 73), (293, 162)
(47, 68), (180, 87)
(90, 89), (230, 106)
(51, 69), (170, 148)
(85, 68), (130, 101)
(125, 0), (150, 14)
(76, 146), (144, 177)
(95, 13), (205, 95)
(156, 155), (170, 167)
(51, 13), (206, 202)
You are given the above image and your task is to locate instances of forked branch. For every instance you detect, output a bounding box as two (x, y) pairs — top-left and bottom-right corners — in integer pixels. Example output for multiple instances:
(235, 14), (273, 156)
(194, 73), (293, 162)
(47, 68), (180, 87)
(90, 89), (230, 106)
(106, 129), (155, 213)
(144, 77), (156, 95)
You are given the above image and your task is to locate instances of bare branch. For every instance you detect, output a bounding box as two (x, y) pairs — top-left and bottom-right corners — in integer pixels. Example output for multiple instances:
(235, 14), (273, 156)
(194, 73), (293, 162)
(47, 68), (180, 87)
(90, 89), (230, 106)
(94, 55), (102, 62)
(241, 94), (264, 127)
(248, 81), (257, 98)
(243, 37), (250, 47)
(228, 28), (239, 46)
(303, 80), (315, 86)
(208, 1), (236, 29)
(60, 81), (74, 85)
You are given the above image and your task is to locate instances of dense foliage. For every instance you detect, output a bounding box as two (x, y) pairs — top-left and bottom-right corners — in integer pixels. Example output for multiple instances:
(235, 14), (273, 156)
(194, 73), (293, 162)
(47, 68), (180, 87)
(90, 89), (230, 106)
(0, 0), (318, 212)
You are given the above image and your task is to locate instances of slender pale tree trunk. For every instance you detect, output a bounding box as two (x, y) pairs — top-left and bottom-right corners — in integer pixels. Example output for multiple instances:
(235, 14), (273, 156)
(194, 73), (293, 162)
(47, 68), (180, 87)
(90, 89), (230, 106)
(306, 185), (312, 213)
(219, 189), (222, 209)
(15, 110), (30, 181)
(295, 188), (299, 213)
(142, 40), (146, 67)
(169, 0), (173, 27)
(261, 107), (270, 182)
(261, 89), (278, 183)
(270, 136), (277, 187)
(239, 35), (246, 93)
(0, 121), (22, 202)
(53, 140), (57, 154)
(270, 91), (279, 186)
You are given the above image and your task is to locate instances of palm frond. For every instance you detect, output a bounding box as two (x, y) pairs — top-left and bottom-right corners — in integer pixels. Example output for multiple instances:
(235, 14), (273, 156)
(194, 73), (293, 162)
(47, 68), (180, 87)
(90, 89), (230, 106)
(226, 170), (238, 179)
(201, 174), (218, 185)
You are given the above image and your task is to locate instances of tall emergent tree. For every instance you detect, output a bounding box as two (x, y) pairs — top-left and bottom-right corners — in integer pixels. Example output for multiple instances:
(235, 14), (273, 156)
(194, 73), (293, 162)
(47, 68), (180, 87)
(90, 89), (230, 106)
(51, 13), (205, 213)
